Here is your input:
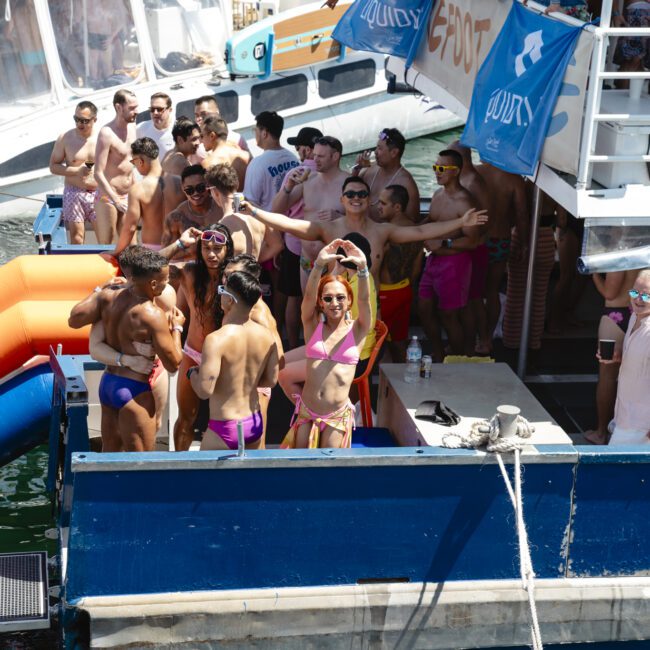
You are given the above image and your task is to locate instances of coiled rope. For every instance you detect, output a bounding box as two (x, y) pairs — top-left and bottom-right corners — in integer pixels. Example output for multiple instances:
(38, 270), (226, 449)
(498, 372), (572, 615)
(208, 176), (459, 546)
(442, 414), (543, 650)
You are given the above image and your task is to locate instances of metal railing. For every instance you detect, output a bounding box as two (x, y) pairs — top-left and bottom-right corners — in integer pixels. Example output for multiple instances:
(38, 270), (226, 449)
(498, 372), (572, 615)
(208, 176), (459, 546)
(576, 0), (650, 189)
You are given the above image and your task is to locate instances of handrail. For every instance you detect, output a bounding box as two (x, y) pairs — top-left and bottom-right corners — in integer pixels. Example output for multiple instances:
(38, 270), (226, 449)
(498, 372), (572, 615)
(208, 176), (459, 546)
(576, 0), (650, 191)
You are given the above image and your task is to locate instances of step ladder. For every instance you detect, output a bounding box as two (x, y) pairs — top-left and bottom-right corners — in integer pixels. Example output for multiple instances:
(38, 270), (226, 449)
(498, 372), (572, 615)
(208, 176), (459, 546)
(0, 551), (50, 632)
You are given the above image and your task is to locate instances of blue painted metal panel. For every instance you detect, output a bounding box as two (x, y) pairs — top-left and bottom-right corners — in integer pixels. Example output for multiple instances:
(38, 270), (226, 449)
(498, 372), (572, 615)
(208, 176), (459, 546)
(66, 455), (573, 601)
(569, 449), (650, 577)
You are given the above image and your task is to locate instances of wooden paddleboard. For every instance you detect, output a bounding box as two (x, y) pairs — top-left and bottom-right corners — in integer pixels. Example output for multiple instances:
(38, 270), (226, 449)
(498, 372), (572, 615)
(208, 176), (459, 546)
(226, 0), (352, 76)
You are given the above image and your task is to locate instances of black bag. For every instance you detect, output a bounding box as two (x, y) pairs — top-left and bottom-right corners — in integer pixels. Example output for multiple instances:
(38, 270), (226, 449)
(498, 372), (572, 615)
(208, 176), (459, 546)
(414, 400), (461, 426)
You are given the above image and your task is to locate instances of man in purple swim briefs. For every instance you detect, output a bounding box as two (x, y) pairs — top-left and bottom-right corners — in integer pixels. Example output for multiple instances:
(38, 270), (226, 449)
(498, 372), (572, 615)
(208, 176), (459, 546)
(188, 270), (279, 451)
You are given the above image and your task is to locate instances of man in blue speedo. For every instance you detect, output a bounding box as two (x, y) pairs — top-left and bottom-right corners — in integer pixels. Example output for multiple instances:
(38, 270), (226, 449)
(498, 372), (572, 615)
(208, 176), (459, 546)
(89, 248), (184, 451)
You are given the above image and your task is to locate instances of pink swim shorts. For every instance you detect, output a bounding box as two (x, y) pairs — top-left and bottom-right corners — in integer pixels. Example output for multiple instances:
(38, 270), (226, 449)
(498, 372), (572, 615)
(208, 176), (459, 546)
(418, 251), (472, 311)
(62, 185), (96, 223)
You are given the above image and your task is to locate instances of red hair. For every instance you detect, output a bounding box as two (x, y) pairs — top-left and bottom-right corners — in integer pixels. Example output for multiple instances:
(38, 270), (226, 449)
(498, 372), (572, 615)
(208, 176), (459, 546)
(317, 275), (353, 313)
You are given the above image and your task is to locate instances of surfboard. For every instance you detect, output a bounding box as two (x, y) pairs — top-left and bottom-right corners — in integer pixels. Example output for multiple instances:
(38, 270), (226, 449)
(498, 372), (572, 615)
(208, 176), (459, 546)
(226, 0), (352, 77)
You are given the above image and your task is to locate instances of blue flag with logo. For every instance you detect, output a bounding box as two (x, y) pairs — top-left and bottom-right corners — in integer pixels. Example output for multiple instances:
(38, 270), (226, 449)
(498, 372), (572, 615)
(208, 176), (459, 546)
(332, 0), (432, 67)
(460, 2), (582, 176)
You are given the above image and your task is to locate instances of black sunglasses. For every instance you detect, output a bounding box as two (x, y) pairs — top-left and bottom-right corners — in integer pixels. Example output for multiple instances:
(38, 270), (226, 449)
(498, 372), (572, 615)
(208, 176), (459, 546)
(73, 116), (92, 124)
(183, 182), (207, 196)
(343, 190), (369, 199)
(150, 106), (169, 113)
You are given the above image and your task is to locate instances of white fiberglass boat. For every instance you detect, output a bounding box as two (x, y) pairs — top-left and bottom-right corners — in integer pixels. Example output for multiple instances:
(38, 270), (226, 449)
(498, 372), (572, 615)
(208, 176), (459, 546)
(0, 0), (462, 217)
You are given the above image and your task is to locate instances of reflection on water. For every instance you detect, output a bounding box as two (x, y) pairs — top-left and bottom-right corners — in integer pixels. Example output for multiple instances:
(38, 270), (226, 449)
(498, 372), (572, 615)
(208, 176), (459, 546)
(0, 218), (36, 265)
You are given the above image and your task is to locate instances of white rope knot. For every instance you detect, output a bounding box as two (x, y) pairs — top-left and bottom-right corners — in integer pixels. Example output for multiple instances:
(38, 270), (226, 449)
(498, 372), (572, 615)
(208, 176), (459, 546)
(441, 413), (535, 451)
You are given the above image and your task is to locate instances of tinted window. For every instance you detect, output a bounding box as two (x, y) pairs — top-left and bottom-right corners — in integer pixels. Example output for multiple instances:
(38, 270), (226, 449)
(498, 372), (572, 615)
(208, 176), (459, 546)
(318, 60), (376, 100)
(0, 142), (55, 177)
(251, 75), (308, 115)
(175, 90), (239, 124)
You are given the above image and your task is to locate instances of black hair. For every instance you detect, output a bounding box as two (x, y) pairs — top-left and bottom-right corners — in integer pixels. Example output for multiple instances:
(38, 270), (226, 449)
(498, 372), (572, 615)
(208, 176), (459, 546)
(314, 135), (343, 155)
(225, 254), (261, 279)
(117, 244), (143, 274)
(194, 223), (234, 328)
(131, 137), (159, 160)
(342, 176), (370, 193)
(172, 118), (199, 141)
(379, 128), (406, 156)
(338, 232), (372, 271)
(129, 247), (169, 279)
(202, 116), (228, 139)
(194, 95), (218, 109)
(385, 184), (409, 211)
(438, 149), (464, 170)
(76, 100), (97, 116)
(226, 271), (262, 308)
(255, 111), (284, 139)
(205, 163), (238, 194)
(181, 164), (205, 182)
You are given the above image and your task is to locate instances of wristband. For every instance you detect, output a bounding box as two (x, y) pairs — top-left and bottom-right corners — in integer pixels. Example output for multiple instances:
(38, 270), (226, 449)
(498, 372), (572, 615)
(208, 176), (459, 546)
(283, 185), (292, 194)
(176, 239), (186, 250)
(186, 366), (198, 380)
(442, 238), (453, 249)
(251, 207), (258, 218)
(172, 325), (183, 333)
(116, 353), (123, 367)
(357, 267), (369, 278)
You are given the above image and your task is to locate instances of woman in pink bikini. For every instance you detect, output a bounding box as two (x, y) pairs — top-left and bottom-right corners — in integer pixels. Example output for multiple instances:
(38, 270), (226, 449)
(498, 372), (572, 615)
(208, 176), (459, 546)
(281, 238), (372, 449)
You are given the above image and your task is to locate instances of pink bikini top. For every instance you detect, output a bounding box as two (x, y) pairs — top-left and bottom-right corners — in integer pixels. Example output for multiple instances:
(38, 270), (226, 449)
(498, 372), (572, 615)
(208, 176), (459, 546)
(305, 321), (360, 366)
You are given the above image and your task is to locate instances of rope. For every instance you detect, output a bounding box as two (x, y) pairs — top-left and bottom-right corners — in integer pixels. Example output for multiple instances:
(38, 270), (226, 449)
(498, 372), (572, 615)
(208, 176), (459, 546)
(442, 413), (543, 650)
(0, 190), (45, 203)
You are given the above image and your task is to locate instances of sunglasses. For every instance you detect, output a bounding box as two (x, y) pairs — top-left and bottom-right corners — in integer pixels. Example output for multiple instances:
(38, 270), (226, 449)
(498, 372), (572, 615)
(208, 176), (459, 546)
(629, 289), (650, 303)
(342, 190), (369, 199)
(150, 106), (168, 113)
(183, 183), (207, 196)
(432, 164), (459, 173)
(217, 285), (238, 303)
(73, 115), (92, 124)
(322, 294), (348, 303)
(201, 230), (227, 245)
(378, 129), (393, 143)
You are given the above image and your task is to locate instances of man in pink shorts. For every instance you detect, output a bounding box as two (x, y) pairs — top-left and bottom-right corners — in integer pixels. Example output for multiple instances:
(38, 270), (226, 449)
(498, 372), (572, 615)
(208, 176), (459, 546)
(49, 101), (99, 243)
(418, 149), (483, 361)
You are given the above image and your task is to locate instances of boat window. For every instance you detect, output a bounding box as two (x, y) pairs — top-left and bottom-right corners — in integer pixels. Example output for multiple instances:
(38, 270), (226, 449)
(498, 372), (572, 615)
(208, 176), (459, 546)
(144, 0), (230, 75)
(0, 1), (51, 110)
(175, 91), (239, 125)
(0, 141), (55, 178)
(46, 0), (143, 91)
(318, 60), (376, 100)
(251, 75), (308, 115)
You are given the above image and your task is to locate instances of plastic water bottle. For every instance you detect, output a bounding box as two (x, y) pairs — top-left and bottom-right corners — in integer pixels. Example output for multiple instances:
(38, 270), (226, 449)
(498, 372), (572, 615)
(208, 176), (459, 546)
(404, 336), (422, 383)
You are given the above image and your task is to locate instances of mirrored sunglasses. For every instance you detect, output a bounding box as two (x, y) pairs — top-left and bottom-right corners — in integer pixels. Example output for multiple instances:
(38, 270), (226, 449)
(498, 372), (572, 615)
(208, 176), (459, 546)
(217, 285), (238, 303)
(183, 183), (207, 196)
(629, 289), (650, 303)
(201, 230), (227, 245)
(342, 190), (369, 199)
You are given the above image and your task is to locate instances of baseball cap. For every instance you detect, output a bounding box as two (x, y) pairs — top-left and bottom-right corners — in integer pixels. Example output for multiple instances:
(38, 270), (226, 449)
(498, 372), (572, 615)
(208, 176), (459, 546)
(287, 126), (323, 147)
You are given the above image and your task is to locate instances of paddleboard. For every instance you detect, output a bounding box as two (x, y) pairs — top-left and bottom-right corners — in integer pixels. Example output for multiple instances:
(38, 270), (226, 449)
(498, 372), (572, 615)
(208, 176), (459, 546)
(226, 0), (352, 77)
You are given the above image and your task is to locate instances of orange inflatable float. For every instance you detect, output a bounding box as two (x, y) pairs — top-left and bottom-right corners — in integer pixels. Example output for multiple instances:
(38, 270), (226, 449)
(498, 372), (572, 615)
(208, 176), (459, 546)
(0, 255), (118, 377)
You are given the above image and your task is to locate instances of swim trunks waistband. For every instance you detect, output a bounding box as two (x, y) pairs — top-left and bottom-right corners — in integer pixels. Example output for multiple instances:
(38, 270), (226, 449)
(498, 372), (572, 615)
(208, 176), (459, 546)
(207, 412), (263, 450)
(379, 278), (410, 292)
(183, 342), (202, 365)
(99, 372), (151, 410)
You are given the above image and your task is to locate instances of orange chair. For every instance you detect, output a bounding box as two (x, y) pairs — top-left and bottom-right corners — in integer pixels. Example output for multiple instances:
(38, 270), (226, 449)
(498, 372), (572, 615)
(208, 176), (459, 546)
(352, 320), (388, 428)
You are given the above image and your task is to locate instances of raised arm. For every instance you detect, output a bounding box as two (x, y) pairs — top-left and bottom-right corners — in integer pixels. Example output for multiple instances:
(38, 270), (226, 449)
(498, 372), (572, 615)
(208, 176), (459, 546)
(271, 167), (306, 214)
(301, 240), (344, 326)
(159, 227), (202, 260)
(339, 240), (372, 337)
(240, 201), (325, 242)
(388, 208), (488, 244)
(189, 330), (221, 399)
(68, 278), (127, 328)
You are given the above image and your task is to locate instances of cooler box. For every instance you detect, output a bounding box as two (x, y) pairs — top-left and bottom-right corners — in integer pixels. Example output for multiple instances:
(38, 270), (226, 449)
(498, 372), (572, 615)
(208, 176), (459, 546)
(593, 90), (650, 188)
